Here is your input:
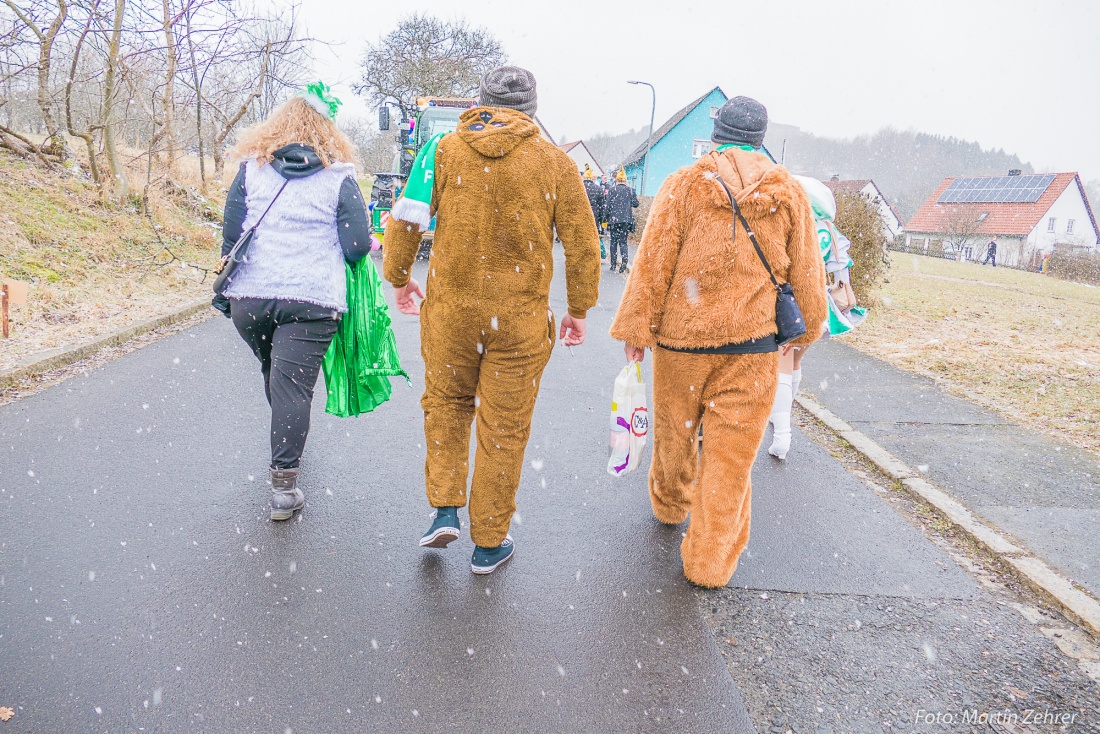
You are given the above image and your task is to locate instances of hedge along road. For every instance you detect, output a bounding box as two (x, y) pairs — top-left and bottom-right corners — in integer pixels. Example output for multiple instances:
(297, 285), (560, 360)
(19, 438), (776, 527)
(0, 250), (1085, 733)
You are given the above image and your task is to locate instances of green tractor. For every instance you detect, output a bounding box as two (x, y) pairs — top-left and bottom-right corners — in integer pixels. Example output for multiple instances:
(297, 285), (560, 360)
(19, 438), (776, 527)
(371, 97), (476, 252)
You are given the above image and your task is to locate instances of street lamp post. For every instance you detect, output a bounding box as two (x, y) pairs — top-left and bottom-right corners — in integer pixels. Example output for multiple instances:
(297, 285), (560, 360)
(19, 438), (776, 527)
(628, 80), (655, 196)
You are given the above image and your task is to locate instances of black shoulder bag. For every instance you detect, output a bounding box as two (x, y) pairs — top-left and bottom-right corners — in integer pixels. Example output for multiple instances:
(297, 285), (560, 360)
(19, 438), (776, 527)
(212, 178), (290, 296)
(713, 173), (807, 346)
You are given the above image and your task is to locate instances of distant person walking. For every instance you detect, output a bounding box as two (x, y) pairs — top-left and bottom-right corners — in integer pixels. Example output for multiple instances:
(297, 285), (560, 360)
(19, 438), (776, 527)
(606, 168), (639, 273)
(610, 96), (828, 588)
(983, 237), (997, 266)
(583, 167), (606, 234)
(384, 66), (601, 574)
(583, 167), (608, 261)
(214, 84), (372, 521)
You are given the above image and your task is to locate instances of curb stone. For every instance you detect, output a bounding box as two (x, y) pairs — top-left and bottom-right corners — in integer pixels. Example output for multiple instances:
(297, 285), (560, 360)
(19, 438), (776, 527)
(0, 299), (211, 390)
(796, 392), (1100, 640)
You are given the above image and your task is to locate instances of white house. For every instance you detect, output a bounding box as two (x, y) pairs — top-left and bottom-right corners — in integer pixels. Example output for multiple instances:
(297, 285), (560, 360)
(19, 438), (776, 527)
(558, 140), (604, 179)
(534, 117), (556, 146)
(904, 171), (1100, 266)
(823, 177), (905, 239)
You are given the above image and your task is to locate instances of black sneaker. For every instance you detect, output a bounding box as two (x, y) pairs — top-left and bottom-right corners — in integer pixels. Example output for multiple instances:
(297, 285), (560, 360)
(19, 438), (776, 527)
(470, 535), (515, 574)
(419, 507), (460, 548)
(618, 264), (628, 274)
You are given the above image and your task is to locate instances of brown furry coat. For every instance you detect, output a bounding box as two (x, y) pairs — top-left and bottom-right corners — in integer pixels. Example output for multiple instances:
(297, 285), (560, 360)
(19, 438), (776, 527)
(610, 149), (827, 349)
(380, 107), (601, 548)
(383, 107), (600, 320)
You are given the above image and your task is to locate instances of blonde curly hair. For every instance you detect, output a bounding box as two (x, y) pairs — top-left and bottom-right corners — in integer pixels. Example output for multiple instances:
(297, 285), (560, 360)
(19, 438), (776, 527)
(229, 96), (358, 168)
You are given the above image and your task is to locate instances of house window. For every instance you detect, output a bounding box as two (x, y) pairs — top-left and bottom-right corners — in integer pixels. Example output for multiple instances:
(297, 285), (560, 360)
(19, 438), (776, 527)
(1067, 219), (1075, 234)
(692, 139), (712, 159)
(709, 106), (720, 119)
(1048, 217), (1056, 232)
(977, 212), (989, 222)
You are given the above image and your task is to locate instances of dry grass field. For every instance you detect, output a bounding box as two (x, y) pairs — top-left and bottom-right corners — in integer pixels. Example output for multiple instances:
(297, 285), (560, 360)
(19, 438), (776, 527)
(0, 154), (225, 372)
(842, 252), (1100, 456)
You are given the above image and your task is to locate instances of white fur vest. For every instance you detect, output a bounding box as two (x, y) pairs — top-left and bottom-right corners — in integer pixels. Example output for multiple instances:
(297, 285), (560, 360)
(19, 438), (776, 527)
(224, 159), (356, 311)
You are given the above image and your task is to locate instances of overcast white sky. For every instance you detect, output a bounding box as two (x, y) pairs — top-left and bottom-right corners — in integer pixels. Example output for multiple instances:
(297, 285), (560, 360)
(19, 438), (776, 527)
(287, 0), (1100, 182)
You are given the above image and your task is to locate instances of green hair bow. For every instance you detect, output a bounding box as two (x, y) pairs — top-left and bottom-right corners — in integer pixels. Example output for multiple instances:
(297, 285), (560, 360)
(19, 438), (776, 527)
(301, 81), (342, 120)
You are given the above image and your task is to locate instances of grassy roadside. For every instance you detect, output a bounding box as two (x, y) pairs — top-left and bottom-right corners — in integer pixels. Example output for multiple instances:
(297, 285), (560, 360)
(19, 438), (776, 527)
(841, 252), (1100, 456)
(0, 154), (225, 372)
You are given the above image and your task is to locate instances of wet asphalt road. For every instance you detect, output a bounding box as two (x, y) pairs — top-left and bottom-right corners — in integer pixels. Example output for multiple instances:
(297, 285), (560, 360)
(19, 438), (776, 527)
(1, 253), (1095, 732)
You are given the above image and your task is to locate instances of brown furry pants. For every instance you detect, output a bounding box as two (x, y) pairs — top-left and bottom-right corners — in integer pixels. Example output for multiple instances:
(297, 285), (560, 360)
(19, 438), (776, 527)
(649, 348), (778, 588)
(420, 307), (555, 547)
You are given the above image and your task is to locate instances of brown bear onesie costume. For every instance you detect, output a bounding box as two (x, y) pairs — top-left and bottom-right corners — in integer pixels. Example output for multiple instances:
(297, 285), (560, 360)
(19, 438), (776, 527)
(383, 69), (600, 552)
(610, 96), (827, 588)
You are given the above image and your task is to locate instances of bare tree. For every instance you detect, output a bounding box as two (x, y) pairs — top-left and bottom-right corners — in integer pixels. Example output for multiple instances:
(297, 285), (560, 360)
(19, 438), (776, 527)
(157, 0), (181, 174)
(181, 0), (206, 187)
(0, 0), (307, 195)
(940, 203), (985, 260)
(2, 0), (73, 160)
(207, 40), (265, 177)
(342, 114), (395, 173)
(355, 13), (505, 120)
(183, 7), (308, 178)
(100, 0), (128, 196)
(63, 0), (101, 184)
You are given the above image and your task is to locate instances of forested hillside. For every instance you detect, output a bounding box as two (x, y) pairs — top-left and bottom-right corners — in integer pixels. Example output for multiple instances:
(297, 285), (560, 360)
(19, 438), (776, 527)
(586, 119), (1039, 220)
(764, 124), (1033, 219)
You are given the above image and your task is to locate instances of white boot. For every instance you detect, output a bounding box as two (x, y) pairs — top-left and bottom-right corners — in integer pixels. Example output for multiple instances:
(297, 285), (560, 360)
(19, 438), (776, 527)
(768, 373), (794, 460)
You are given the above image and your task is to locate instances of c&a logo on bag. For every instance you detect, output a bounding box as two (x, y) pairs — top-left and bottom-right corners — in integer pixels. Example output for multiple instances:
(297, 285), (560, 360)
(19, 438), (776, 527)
(630, 407), (649, 437)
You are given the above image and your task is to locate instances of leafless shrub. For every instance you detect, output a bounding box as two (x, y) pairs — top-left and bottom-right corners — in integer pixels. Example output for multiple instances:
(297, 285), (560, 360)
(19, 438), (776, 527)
(835, 191), (889, 306)
(1046, 248), (1100, 286)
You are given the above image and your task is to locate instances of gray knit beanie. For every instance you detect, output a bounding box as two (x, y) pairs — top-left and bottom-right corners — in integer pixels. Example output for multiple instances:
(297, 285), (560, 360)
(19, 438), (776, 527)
(711, 96), (768, 148)
(479, 66), (537, 117)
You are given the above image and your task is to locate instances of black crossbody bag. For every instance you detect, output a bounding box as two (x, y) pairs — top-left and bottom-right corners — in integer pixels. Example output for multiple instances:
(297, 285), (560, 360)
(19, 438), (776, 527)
(212, 178), (290, 296)
(713, 173), (807, 346)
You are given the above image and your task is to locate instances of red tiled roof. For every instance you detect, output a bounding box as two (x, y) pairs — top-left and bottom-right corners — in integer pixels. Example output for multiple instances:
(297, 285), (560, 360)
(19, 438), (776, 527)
(823, 179), (871, 195)
(905, 173), (1082, 237)
(557, 141), (580, 154)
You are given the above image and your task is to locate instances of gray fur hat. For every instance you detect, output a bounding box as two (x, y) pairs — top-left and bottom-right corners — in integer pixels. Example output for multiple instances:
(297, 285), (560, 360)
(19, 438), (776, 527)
(711, 96), (768, 148)
(479, 66), (537, 117)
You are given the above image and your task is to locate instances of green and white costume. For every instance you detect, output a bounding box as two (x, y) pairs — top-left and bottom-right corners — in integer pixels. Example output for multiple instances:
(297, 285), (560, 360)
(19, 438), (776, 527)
(794, 175), (867, 335)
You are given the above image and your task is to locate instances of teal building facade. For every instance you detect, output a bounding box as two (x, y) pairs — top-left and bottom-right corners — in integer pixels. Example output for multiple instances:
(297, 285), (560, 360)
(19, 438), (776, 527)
(622, 87), (728, 197)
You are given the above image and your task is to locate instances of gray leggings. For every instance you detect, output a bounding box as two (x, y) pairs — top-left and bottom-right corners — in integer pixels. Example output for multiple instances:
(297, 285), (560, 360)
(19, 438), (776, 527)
(231, 298), (340, 469)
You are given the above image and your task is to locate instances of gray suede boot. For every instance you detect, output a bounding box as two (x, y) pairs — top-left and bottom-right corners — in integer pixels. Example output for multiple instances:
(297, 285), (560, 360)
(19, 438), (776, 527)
(270, 468), (304, 521)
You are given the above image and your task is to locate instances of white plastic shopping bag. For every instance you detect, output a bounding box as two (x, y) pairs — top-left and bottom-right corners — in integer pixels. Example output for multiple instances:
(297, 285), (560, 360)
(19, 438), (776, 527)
(607, 361), (649, 476)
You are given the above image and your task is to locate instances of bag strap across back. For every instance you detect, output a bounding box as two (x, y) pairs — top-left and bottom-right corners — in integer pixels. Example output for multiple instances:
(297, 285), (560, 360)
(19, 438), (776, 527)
(252, 177), (291, 231)
(711, 153), (782, 292)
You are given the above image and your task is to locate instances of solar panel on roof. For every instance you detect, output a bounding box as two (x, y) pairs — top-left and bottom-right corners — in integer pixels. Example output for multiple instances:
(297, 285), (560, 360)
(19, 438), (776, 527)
(937, 174), (1055, 204)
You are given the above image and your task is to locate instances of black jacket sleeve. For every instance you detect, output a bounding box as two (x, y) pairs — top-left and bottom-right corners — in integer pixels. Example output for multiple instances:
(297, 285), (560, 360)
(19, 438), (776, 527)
(221, 163), (248, 258)
(337, 177), (371, 264)
(631, 189), (639, 208)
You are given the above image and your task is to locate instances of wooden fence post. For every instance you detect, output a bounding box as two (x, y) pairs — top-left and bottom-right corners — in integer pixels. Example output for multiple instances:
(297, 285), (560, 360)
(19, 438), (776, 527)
(1, 283), (9, 339)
